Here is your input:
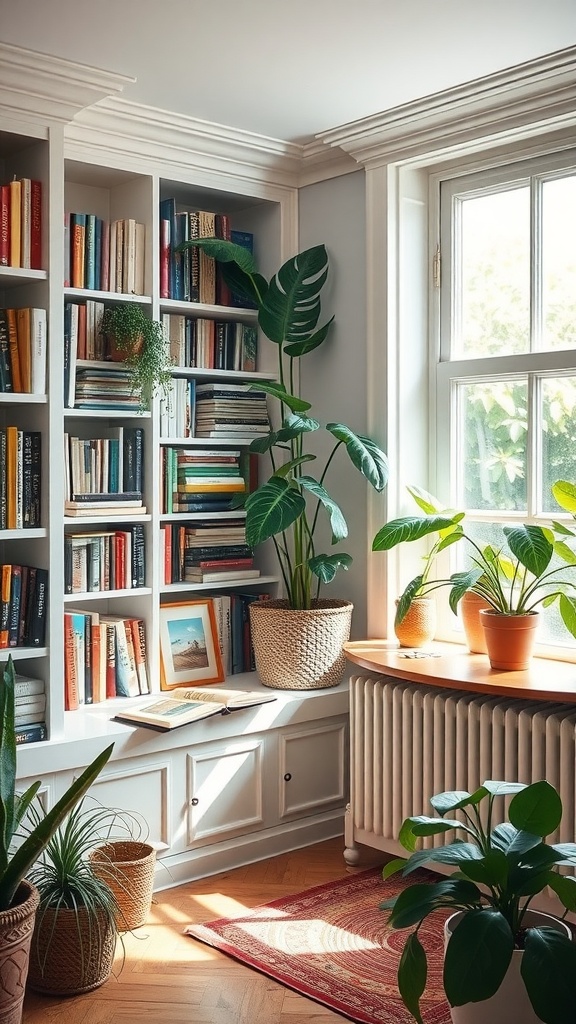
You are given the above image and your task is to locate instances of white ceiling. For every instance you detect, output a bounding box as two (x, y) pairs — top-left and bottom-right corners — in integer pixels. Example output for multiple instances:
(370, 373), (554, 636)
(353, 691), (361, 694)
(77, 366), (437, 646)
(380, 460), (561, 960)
(1, 0), (576, 144)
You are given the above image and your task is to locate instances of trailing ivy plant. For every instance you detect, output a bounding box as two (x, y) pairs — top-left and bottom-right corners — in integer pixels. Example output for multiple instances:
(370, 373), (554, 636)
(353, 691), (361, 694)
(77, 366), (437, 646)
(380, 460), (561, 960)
(100, 302), (172, 409)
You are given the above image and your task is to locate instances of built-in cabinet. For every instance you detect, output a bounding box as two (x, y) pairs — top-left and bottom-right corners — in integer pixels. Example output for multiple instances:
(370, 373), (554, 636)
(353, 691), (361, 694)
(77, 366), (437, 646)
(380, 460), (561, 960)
(0, 63), (348, 885)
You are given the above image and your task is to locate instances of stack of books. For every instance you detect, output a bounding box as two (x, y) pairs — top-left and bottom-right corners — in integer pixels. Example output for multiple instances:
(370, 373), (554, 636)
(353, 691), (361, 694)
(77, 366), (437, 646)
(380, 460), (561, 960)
(194, 382), (269, 439)
(162, 447), (249, 514)
(0, 307), (46, 394)
(13, 670), (47, 745)
(64, 611), (149, 709)
(160, 517), (259, 584)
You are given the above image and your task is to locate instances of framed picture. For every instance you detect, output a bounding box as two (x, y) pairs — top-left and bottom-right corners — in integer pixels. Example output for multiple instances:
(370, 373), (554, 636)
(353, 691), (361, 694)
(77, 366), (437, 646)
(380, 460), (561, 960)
(159, 600), (224, 690)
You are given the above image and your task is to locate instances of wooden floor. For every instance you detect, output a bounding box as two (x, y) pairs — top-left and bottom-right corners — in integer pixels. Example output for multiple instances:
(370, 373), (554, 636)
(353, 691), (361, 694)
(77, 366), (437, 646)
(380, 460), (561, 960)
(22, 837), (385, 1024)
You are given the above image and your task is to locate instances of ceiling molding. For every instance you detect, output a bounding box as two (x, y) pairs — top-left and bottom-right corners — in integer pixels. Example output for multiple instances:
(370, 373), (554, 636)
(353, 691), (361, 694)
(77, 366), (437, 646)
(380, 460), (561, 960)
(317, 45), (576, 167)
(69, 96), (355, 189)
(0, 42), (134, 126)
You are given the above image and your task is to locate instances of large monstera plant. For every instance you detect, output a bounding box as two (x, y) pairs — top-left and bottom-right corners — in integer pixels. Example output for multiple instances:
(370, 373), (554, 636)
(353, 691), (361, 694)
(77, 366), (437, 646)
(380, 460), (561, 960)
(178, 238), (388, 609)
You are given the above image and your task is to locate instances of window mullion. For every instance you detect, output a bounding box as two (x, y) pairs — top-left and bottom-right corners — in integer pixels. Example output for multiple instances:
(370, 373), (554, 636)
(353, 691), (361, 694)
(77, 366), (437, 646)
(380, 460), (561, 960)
(531, 176), (543, 352)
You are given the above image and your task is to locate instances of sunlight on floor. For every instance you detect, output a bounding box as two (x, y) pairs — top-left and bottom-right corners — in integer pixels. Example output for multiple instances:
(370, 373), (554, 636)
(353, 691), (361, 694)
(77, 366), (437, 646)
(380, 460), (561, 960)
(236, 917), (378, 954)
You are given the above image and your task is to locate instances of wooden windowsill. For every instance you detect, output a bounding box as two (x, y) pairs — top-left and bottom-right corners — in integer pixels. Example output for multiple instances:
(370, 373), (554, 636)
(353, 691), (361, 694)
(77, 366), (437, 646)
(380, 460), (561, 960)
(343, 640), (576, 704)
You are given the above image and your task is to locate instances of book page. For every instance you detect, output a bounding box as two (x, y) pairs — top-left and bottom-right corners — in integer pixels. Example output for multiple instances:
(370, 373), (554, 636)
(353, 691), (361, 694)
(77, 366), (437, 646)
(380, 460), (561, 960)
(173, 686), (275, 707)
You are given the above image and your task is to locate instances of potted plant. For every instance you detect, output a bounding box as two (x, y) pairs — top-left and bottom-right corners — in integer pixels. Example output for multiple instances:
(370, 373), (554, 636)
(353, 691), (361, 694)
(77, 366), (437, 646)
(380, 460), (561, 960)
(380, 779), (576, 1024)
(100, 301), (172, 409)
(0, 656), (113, 1024)
(373, 485), (576, 668)
(371, 485), (464, 647)
(25, 798), (123, 995)
(177, 238), (389, 689)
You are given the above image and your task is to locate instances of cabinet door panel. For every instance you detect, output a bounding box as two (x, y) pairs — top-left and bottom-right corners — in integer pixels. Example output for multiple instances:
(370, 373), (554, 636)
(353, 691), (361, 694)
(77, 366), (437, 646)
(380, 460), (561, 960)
(186, 738), (264, 845)
(280, 720), (347, 818)
(90, 759), (171, 849)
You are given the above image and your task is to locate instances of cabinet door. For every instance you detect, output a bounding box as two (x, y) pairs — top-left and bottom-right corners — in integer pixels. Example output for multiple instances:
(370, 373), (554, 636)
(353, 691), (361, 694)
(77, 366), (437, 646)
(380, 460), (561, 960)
(186, 736), (266, 846)
(279, 718), (348, 819)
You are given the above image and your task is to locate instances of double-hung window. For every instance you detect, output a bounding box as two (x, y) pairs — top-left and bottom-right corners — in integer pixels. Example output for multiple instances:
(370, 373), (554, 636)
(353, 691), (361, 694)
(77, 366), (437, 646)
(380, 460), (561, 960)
(435, 148), (576, 654)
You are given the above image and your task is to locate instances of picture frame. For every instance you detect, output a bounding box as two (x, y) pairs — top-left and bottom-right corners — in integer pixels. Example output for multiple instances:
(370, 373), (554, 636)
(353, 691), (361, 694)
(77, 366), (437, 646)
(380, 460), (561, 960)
(159, 600), (224, 690)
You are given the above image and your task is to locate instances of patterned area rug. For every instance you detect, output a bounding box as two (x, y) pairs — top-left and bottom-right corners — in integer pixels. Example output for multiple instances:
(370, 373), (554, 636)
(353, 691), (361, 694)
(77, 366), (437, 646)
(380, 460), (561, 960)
(185, 867), (451, 1024)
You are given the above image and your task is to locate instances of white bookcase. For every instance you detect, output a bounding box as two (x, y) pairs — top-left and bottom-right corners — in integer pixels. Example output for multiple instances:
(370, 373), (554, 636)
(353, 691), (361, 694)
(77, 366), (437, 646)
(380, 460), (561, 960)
(0, 51), (350, 883)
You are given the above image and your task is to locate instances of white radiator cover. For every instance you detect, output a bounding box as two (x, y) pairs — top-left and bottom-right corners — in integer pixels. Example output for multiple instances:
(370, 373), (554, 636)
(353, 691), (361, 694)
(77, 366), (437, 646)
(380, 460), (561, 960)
(346, 674), (576, 859)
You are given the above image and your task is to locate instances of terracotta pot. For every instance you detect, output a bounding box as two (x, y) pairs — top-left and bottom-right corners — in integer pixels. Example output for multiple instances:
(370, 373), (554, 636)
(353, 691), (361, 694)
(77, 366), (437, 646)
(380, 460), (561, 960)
(480, 610), (539, 670)
(106, 333), (144, 362)
(249, 599), (353, 690)
(444, 909), (571, 1024)
(394, 597), (436, 648)
(28, 903), (116, 995)
(0, 880), (39, 1024)
(459, 592), (490, 654)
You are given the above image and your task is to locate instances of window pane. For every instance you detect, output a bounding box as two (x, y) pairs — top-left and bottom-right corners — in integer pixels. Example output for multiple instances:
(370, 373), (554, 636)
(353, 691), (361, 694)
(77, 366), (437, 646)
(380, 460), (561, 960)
(542, 176), (576, 351)
(459, 187), (530, 357)
(458, 380), (527, 511)
(541, 376), (576, 512)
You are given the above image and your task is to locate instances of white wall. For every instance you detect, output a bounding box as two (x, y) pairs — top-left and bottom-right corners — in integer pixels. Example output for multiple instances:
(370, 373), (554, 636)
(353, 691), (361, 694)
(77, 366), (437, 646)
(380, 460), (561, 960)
(298, 170), (373, 637)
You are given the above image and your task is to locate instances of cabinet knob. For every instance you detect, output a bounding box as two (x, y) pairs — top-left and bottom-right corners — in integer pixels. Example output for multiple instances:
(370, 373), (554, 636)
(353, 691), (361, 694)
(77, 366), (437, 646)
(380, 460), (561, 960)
(283, 772), (292, 782)
(191, 797), (199, 806)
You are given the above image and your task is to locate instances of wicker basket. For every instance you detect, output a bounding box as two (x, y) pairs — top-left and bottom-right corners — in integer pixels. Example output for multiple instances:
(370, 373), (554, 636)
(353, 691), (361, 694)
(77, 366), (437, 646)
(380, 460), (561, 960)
(89, 841), (156, 932)
(249, 599), (353, 690)
(28, 904), (116, 995)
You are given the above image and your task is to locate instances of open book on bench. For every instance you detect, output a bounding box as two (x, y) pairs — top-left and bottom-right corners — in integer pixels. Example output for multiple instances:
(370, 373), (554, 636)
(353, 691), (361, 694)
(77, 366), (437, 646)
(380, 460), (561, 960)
(113, 686), (277, 731)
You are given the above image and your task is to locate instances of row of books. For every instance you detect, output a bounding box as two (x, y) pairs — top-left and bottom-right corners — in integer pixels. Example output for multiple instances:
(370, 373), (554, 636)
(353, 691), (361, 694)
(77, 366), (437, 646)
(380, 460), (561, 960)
(64, 611), (150, 710)
(195, 381), (270, 439)
(161, 446), (255, 514)
(0, 563), (48, 649)
(211, 593), (269, 676)
(0, 307), (46, 394)
(159, 199), (254, 306)
(65, 214), (145, 294)
(0, 429), (41, 530)
(0, 177), (42, 271)
(65, 524), (146, 594)
(64, 427), (144, 503)
(162, 313), (257, 372)
(160, 517), (254, 585)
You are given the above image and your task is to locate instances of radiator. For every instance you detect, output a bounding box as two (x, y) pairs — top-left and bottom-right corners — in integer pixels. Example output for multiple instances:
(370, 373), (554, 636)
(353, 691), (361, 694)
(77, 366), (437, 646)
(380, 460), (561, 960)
(345, 674), (576, 861)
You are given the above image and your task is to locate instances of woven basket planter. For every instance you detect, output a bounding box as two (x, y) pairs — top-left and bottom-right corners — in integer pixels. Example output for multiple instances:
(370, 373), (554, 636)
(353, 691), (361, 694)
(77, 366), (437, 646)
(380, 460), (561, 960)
(27, 903), (116, 995)
(249, 599), (353, 690)
(89, 841), (156, 932)
(0, 880), (39, 1024)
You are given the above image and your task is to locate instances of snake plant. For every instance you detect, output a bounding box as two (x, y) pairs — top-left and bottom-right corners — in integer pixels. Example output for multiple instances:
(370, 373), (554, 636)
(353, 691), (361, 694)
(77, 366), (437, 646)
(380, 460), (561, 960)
(0, 656), (113, 910)
(176, 238), (389, 609)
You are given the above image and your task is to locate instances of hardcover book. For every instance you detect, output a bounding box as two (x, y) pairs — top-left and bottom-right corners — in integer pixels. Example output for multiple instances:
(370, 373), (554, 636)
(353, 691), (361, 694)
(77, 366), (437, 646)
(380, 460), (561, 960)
(113, 685), (276, 732)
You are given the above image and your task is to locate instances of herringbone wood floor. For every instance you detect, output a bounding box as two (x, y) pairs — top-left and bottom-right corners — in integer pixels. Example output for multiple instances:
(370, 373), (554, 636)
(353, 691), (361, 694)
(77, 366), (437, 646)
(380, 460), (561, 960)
(22, 837), (385, 1024)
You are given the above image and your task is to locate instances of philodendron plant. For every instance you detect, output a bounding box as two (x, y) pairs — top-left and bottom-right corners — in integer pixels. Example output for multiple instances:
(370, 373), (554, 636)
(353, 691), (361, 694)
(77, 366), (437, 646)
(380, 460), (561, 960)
(381, 780), (576, 1024)
(0, 656), (113, 911)
(177, 238), (389, 609)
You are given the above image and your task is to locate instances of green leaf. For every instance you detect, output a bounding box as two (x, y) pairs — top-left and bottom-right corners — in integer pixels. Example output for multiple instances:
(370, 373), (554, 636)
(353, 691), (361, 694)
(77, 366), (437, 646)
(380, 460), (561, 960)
(388, 880), (481, 929)
(490, 824), (541, 857)
(402, 843), (483, 876)
(309, 553), (351, 583)
(258, 244), (330, 346)
(547, 873), (576, 911)
(523, 927), (576, 1024)
(554, 539), (576, 563)
(394, 576), (424, 626)
(381, 857), (407, 881)
(430, 788), (486, 814)
(552, 479), (576, 515)
(399, 814), (464, 851)
(372, 515), (462, 552)
(326, 424), (389, 492)
(448, 569), (485, 614)
(0, 657), (16, 875)
(482, 780), (527, 798)
(298, 475), (347, 543)
(248, 380), (311, 413)
(459, 849), (508, 887)
(284, 317), (334, 357)
(444, 910), (514, 1006)
(559, 594), (576, 638)
(245, 478), (305, 545)
(503, 524), (553, 577)
(397, 932), (427, 1024)
(406, 484), (444, 515)
(508, 780), (562, 836)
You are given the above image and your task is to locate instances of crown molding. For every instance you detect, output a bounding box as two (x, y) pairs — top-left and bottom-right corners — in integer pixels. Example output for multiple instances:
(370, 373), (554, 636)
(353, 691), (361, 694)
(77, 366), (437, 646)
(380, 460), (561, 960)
(317, 45), (576, 168)
(0, 42), (134, 126)
(68, 96), (355, 190)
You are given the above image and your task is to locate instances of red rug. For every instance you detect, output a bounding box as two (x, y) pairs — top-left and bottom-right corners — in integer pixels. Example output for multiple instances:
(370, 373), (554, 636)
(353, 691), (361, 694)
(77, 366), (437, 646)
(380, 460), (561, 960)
(185, 867), (451, 1024)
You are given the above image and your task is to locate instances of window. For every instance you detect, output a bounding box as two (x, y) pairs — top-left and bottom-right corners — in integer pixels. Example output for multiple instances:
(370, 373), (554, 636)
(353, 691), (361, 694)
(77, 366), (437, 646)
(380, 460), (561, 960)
(436, 149), (576, 652)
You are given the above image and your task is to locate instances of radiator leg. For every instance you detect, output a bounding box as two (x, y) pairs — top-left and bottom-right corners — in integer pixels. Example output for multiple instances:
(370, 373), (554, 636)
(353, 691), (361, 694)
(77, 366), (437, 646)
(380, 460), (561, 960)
(343, 803), (361, 865)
